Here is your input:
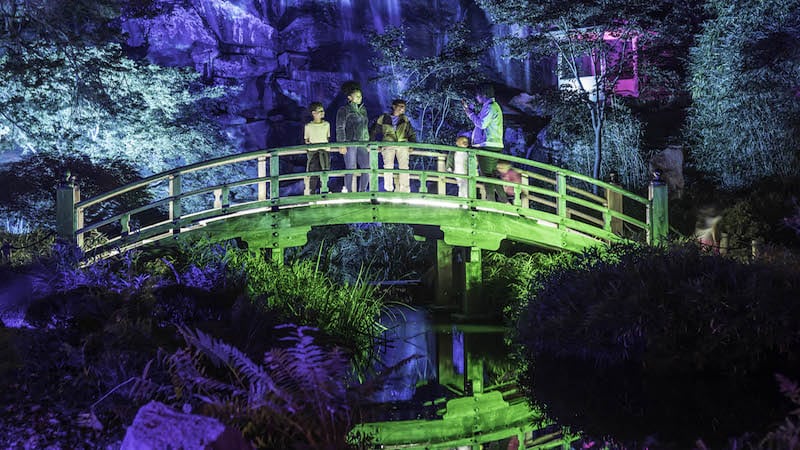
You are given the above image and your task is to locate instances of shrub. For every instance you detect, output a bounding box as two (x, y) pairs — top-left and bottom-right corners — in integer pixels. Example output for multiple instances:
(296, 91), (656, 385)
(518, 243), (800, 372)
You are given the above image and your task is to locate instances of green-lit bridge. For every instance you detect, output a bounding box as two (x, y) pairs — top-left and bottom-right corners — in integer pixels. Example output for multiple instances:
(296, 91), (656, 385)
(56, 141), (667, 310)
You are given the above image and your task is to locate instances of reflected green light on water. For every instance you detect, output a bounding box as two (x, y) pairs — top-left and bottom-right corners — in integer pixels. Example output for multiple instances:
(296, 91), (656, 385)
(350, 307), (575, 449)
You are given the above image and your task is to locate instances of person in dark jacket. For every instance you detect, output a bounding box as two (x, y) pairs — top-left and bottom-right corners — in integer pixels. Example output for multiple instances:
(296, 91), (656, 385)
(336, 85), (370, 192)
(370, 99), (417, 192)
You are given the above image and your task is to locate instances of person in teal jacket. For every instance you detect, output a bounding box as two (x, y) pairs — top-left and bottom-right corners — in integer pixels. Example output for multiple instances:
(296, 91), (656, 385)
(462, 83), (505, 202)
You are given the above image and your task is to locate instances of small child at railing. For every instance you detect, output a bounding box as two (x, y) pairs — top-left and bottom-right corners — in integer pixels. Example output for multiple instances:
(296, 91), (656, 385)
(496, 160), (522, 203)
(446, 135), (470, 198)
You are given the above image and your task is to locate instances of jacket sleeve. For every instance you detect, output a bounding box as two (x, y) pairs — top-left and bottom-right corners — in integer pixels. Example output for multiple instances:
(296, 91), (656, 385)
(475, 102), (495, 130)
(369, 114), (383, 141)
(406, 118), (418, 143)
(335, 107), (347, 142)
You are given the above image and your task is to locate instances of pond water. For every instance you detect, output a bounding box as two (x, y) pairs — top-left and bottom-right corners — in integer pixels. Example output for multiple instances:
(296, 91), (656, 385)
(357, 305), (794, 450)
(354, 305), (570, 449)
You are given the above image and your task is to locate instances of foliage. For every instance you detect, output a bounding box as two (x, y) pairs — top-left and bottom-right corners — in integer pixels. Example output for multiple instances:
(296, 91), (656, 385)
(0, 42), (235, 175)
(760, 375), (800, 449)
(0, 154), (150, 230)
(518, 242), (800, 373)
(0, 0), (237, 175)
(368, 23), (488, 144)
(716, 176), (800, 259)
(154, 324), (363, 449)
(224, 248), (386, 370)
(685, 0), (800, 190)
(516, 242), (800, 447)
(476, 0), (679, 181)
(482, 250), (578, 324)
(547, 99), (648, 188)
(322, 224), (433, 285)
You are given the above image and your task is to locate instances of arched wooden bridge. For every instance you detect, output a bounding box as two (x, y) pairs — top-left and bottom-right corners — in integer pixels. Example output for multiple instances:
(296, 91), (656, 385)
(56, 141), (667, 311)
(56, 142), (667, 253)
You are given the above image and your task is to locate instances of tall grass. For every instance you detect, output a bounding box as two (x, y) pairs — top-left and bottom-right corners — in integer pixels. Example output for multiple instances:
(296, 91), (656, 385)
(225, 249), (386, 370)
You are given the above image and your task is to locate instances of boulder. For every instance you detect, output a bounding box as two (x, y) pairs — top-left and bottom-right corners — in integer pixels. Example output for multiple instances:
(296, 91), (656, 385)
(649, 144), (684, 198)
(192, 0), (275, 47)
(120, 401), (253, 450)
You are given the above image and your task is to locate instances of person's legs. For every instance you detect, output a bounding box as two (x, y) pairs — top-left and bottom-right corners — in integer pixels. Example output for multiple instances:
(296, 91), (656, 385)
(396, 146), (410, 192)
(307, 150), (322, 194)
(476, 147), (504, 202)
(344, 146), (358, 193)
(356, 146), (370, 192)
(381, 147), (396, 191)
(454, 151), (468, 198)
(319, 150), (331, 192)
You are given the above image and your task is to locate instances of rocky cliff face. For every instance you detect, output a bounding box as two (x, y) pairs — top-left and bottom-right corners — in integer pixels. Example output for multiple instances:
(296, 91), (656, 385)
(123, 0), (545, 152)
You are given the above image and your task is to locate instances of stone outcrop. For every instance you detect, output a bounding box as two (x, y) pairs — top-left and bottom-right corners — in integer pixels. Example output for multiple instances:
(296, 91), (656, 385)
(649, 144), (684, 198)
(120, 401), (253, 450)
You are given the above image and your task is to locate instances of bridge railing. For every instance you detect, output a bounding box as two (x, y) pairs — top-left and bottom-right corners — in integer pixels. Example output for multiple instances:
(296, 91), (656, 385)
(56, 142), (667, 254)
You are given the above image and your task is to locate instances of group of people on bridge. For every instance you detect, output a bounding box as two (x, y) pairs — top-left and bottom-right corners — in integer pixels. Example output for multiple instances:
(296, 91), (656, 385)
(302, 82), (520, 202)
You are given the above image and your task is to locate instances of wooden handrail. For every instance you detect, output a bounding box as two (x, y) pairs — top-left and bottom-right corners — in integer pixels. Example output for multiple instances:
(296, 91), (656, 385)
(57, 141), (664, 254)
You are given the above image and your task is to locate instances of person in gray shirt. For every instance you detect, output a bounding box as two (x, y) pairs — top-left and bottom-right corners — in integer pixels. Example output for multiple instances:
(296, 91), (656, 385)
(336, 84), (370, 192)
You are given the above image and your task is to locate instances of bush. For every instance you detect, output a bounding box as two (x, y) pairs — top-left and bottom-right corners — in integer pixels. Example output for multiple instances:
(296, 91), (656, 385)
(516, 243), (800, 446)
(519, 243), (800, 372)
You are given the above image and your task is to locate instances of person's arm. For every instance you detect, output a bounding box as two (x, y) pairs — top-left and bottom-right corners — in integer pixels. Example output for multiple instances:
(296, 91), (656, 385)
(369, 114), (383, 141)
(336, 107), (347, 143)
(475, 101), (495, 130)
(303, 123), (311, 144)
(405, 117), (418, 143)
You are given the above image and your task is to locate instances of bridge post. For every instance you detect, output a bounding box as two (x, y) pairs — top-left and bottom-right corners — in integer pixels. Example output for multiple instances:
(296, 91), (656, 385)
(467, 149), (478, 199)
(169, 174), (182, 235)
(435, 240), (455, 307)
(368, 144), (379, 192)
(648, 171), (669, 245)
(436, 154), (446, 195)
(463, 247), (483, 316)
(56, 173), (80, 246)
(257, 156), (267, 201)
(605, 172), (623, 236)
(270, 247), (284, 265)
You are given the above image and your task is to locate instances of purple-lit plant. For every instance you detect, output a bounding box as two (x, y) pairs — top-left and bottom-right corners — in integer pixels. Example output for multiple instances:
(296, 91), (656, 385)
(157, 324), (366, 449)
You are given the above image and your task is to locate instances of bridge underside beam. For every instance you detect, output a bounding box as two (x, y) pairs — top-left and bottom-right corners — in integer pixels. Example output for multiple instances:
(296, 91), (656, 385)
(190, 199), (603, 254)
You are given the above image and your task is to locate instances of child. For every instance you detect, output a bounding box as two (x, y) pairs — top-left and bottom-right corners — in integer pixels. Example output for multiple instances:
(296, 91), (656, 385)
(450, 135), (470, 198)
(495, 160), (522, 203)
(304, 102), (331, 194)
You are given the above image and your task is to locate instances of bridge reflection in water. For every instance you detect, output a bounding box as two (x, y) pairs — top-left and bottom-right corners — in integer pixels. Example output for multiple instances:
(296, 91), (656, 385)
(351, 306), (576, 449)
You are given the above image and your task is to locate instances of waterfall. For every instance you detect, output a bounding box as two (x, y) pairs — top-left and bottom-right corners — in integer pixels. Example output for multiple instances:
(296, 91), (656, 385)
(368, 0), (403, 34)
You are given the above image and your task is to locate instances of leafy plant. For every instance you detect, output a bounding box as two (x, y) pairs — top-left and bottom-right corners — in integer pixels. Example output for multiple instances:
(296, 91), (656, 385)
(368, 23), (487, 144)
(160, 324), (365, 449)
(323, 224), (433, 285)
(685, 0), (800, 190)
(225, 249), (386, 371)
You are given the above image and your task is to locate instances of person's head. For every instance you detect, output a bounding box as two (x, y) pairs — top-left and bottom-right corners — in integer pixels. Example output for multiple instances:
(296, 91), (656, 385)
(475, 83), (495, 103)
(455, 136), (469, 148)
(496, 160), (512, 173)
(309, 102), (325, 121)
(344, 84), (363, 105)
(391, 99), (406, 116)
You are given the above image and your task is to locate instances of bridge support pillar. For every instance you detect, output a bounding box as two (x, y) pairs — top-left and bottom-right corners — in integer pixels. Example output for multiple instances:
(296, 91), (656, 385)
(463, 247), (483, 316)
(270, 247), (284, 266)
(435, 240), (454, 308)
